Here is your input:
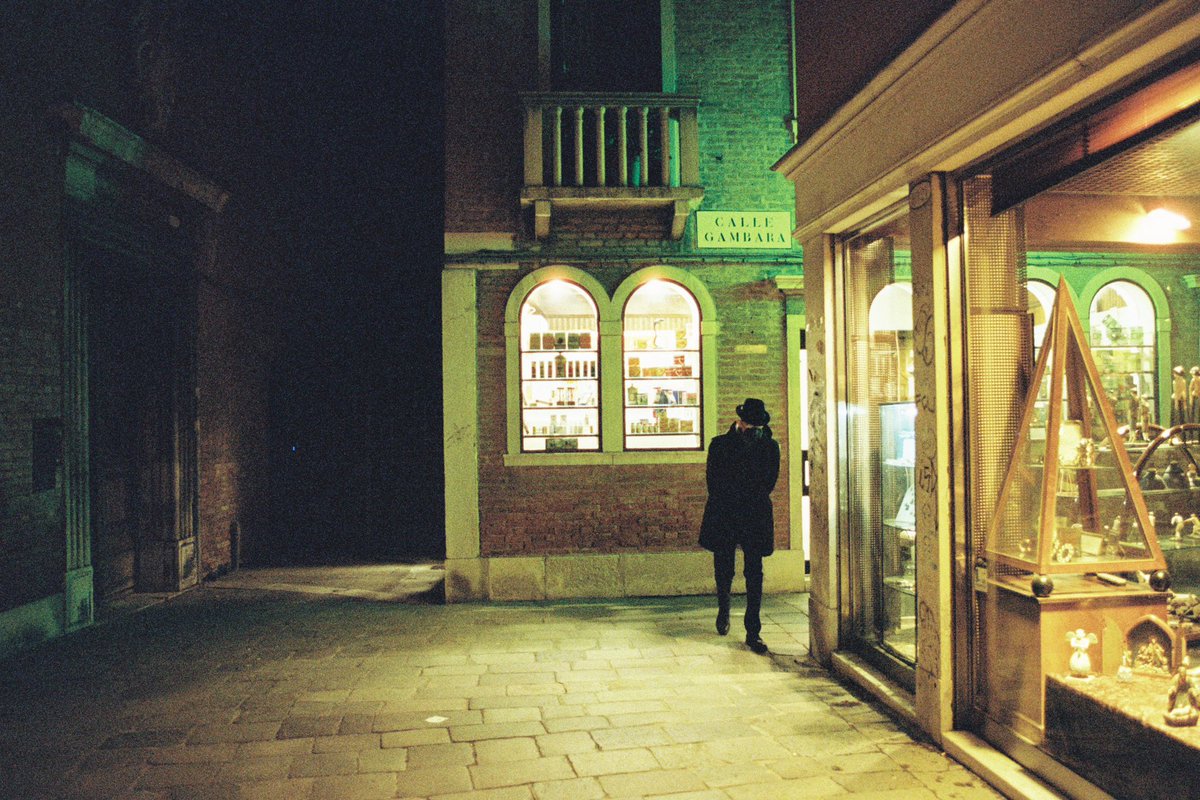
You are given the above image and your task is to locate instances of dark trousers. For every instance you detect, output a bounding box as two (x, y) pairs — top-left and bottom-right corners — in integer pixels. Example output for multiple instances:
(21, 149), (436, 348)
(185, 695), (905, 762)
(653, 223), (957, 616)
(713, 546), (763, 636)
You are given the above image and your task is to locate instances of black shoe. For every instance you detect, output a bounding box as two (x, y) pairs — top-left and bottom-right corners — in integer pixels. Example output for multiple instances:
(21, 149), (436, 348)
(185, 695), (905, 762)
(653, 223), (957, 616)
(716, 608), (730, 636)
(746, 635), (768, 654)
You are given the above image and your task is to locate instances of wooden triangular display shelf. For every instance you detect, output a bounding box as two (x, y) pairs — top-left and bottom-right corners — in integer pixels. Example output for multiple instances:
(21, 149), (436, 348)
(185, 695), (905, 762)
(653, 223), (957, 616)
(986, 278), (1166, 594)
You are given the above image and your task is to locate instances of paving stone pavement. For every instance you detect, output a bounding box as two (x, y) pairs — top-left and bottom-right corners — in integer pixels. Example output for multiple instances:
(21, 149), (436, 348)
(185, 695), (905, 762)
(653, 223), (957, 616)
(0, 567), (1003, 800)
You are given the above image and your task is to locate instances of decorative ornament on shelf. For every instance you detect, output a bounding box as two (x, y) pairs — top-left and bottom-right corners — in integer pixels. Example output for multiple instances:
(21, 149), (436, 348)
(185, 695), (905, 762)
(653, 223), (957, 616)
(1066, 628), (1098, 678)
(1117, 650), (1134, 682)
(1164, 659), (1200, 727)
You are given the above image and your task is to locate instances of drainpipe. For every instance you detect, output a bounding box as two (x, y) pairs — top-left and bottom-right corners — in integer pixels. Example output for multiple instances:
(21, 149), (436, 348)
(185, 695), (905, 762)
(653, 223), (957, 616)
(788, 0), (799, 145)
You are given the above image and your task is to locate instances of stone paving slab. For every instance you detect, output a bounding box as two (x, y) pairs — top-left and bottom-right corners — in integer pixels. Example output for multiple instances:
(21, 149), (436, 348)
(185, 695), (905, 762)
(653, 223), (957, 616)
(0, 567), (1002, 799)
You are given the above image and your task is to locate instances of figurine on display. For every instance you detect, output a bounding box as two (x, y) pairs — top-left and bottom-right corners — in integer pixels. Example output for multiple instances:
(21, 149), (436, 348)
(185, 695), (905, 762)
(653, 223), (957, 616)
(1076, 438), (1095, 468)
(1109, 514), (1127, 541)
(1164, 461), (1189, 490)
(1168, 591), (1200, 623)
(1173, 513), (1186, 541)
(1190, 367), (1200, 435)
(1141, 468), (1166, 491)
(1136, 638), (1170, 673)
(1067, 628), (1098, 678)
(1164, 660), (1200, 726)
(1122, 389), (1142, 437)
(1189, 463), (1200, 489)
(1117, 651), (1134, 682)
(1173, 365), (1189, 428)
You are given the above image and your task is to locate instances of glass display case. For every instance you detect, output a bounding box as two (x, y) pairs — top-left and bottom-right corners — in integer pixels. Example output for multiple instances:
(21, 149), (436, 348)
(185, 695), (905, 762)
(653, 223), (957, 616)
(985, 278), (1170, 741)
(989, 279), (1166, 594)
(520, 281), (601, 452)
(880, 401), (917, 661)
(623, 281), (702, 450)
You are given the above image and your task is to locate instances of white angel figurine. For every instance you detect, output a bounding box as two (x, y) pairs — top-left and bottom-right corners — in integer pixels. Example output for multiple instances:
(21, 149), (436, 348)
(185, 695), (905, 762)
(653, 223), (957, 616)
(1067, 628), (1098, 678)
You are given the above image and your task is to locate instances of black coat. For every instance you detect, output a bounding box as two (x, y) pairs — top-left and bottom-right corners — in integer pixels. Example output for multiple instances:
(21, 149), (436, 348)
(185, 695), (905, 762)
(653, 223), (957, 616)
(699, 423), (780, 557)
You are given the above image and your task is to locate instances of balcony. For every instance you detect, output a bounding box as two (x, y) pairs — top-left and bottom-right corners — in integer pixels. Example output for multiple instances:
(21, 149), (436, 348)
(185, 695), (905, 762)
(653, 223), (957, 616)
(521, 92), (703, 240)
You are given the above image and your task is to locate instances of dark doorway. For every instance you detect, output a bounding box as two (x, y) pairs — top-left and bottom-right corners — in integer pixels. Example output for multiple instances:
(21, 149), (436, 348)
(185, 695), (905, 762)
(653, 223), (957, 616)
(86, 248), (180, 602)
(551, 0), (662, 92)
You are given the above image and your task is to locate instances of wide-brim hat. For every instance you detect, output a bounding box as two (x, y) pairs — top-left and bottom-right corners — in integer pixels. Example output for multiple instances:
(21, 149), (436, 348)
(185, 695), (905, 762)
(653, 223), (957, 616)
(736, 398), (770, 426)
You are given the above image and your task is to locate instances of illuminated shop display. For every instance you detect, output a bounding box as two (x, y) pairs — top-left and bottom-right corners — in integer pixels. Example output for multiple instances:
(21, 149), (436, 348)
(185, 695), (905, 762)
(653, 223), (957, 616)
(519, 280), (600, 452)
(623, 280), (702, 450)
(1089, 280), (1157, 430)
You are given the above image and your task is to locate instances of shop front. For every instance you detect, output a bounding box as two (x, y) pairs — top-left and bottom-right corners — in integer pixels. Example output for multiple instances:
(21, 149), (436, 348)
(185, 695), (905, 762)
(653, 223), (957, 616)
(777, 1), (1200, 796)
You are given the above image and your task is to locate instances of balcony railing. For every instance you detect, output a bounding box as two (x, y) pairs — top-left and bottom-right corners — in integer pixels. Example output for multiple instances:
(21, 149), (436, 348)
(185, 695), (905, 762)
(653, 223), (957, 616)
(520, 92), (703, 239)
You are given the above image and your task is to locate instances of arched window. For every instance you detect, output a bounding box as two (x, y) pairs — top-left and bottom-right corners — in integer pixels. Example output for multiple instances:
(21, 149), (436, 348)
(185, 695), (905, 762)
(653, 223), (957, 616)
(867, 281), (914, 403)
(1027, 279), (1056, 354)
(622, 280), (702, 449)
(519, 280), (600, 452)
(1089, 280), (1156, 427)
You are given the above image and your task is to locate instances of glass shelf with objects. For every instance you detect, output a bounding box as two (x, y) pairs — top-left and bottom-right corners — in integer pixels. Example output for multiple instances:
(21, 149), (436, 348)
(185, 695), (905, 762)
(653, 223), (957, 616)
(623, 281), (702, 450)
(880, 401), (918, 662)
(1130, 424), (1200, 597)
(987, 279), (1168, 598)
(520, 281), (601, 453)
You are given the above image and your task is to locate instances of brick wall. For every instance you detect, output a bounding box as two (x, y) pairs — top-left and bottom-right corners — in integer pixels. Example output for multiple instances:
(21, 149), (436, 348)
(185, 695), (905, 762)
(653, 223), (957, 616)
(475, 262), (790, 557)
(449, 1), (800, 560)
(197, 216), (279, 577)
(0, 107), (68, 613)
(676, 0), (795, 213)
(444, 0), (537, 233)
(0, 5), (280, 615)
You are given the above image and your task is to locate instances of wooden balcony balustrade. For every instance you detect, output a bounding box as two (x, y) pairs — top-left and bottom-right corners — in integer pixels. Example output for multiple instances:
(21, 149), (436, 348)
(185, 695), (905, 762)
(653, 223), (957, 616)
(520, 92), (703, 240)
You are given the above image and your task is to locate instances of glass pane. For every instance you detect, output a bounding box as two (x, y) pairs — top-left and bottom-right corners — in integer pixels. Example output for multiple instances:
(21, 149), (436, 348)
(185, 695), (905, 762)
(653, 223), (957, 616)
(520, 281), (600, 452)
(623, 281), (701, 450)
(843, 209), (917, 668)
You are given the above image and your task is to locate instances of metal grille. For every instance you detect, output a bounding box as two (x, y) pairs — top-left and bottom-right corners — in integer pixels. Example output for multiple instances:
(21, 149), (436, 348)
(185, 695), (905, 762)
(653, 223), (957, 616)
(962, 175), (1030, 704)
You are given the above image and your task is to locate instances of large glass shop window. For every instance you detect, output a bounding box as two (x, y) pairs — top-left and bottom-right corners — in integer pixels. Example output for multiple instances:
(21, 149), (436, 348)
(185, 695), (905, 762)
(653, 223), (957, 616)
(623, 280), (702, 449)
(842, 209), (918, 673)
(1088, 280), (1157, 430)
(519, 281), (600, 452)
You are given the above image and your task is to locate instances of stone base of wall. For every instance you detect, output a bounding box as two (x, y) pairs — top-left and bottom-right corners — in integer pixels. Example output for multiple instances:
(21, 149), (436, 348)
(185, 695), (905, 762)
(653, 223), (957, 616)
(0, 593), (65, 660)
(445, 549), (808, 602)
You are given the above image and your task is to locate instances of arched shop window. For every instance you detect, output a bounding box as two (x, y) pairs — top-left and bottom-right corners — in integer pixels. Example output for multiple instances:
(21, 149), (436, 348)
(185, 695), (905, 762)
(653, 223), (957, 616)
(867, 282), (914, 402)
(622, 280), (702, 450)
(519, 280), (600, 452)
(1088, 280), (1157, 428)
(1027, 279), (1056, 354)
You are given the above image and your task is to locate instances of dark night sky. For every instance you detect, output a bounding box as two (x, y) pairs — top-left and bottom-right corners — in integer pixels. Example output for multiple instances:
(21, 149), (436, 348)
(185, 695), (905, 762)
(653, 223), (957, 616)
(173, 1), (446, 560)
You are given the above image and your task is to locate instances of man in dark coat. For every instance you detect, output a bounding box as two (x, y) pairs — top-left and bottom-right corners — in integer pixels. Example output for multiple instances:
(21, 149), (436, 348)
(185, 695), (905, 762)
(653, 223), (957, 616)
(699, 398), (780, 654)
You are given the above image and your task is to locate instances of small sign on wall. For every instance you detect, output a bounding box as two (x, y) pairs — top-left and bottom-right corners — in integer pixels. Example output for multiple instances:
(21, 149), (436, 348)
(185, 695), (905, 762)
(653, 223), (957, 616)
(696, 211), (793, 249)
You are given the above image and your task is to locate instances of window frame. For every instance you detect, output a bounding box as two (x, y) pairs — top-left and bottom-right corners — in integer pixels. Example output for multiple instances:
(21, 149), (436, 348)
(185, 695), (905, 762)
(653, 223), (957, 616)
(503, 265), (719, 466)
(620, 279), (704, 451)
(1075, 268), (1169, 425)
(517, 279), (602, 454)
